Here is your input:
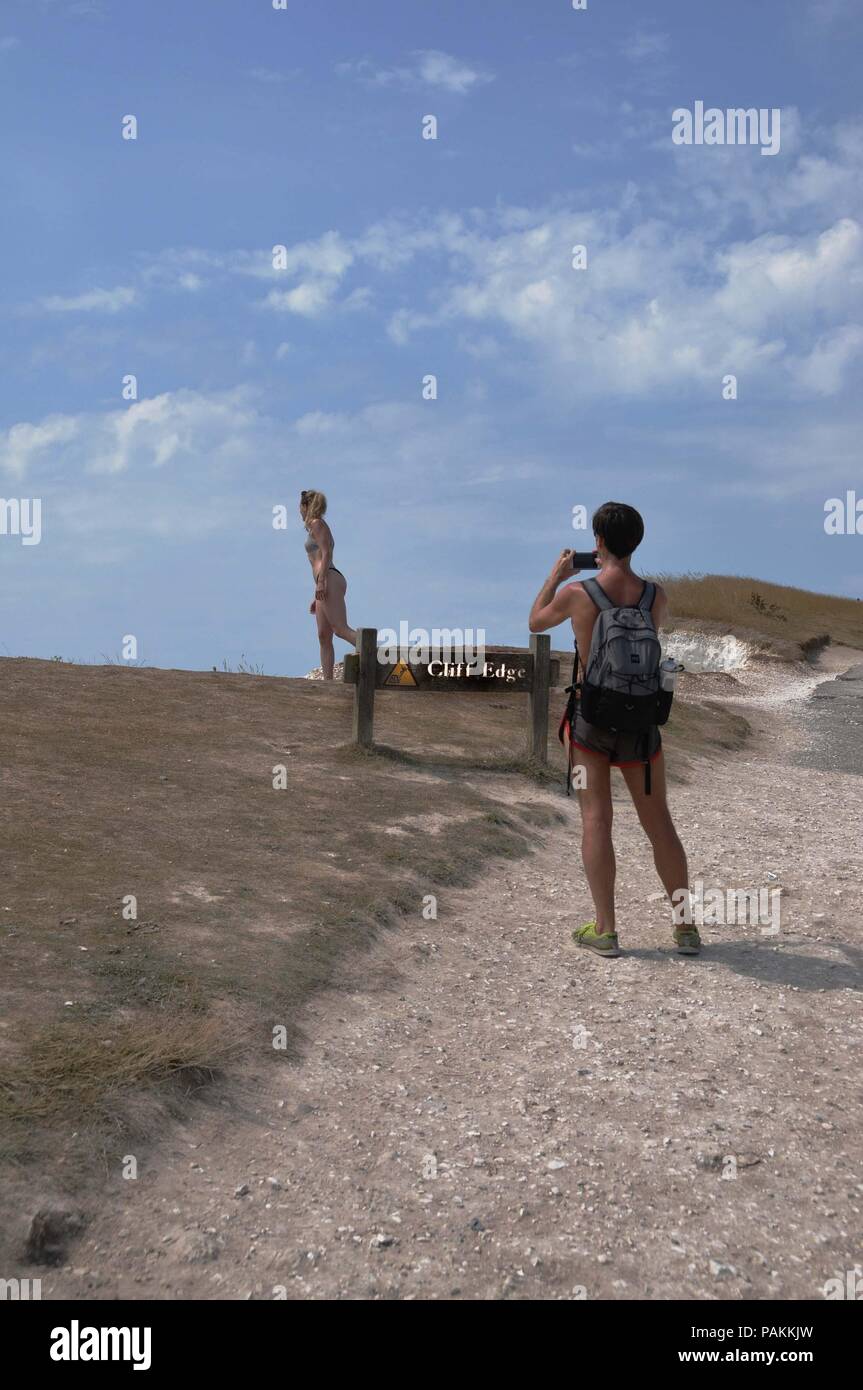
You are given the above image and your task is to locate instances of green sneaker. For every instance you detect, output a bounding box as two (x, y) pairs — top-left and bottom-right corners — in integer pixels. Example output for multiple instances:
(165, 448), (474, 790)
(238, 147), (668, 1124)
(673, 926), (702, 955)
(573, 922), (621, 957)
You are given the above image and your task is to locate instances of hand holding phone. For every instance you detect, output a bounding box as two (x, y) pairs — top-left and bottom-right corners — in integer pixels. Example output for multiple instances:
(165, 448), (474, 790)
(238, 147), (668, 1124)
(571, 550), (598, 570)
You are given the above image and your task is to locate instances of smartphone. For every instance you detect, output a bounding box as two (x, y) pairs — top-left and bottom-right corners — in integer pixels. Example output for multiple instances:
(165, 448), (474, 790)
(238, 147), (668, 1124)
(572, 550), (599, 569)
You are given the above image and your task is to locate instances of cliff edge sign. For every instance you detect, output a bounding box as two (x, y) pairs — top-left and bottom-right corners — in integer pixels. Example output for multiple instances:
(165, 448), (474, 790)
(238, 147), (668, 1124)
(343, 630), (559, 762)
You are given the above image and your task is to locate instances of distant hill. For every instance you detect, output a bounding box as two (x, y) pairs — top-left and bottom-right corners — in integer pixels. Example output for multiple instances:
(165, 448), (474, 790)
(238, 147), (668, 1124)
(656, 574), (863, 656)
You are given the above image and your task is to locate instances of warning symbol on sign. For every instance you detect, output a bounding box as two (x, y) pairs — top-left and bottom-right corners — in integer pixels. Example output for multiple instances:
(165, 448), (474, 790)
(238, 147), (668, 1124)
(384, 660), (418, 687)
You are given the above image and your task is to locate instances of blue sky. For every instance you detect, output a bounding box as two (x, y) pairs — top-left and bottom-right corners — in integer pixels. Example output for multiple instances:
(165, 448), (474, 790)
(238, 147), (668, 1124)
(1, 0), (861, 674)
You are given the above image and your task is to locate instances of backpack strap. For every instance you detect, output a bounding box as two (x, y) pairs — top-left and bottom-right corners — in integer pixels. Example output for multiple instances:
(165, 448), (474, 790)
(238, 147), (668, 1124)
(581, 577), (613, 612)
(638, 581), (657, 614)
(559, 642), (581, 795)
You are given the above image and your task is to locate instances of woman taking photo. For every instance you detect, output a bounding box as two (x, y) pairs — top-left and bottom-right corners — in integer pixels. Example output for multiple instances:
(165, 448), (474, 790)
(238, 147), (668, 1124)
(300, 489), (356, 679)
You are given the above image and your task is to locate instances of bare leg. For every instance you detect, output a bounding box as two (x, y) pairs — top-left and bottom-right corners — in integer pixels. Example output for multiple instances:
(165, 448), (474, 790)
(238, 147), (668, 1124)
(315, 605), (336, 680)
(619, 753), (688, 918)
(319, 571), (356, 647)
(575, 749), (616, 934)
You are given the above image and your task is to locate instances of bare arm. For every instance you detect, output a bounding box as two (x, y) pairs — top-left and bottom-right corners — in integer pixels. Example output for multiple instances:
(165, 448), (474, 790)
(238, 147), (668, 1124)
(529, 549), (582, 633)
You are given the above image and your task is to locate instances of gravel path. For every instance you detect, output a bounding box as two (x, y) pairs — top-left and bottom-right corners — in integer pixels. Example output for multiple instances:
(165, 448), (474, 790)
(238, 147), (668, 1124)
(35, 655), (863, 1301)
(794, 664), (863, 776)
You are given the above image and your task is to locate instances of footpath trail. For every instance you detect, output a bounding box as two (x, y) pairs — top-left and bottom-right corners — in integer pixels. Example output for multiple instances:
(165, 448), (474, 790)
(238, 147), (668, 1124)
(794, 663), (863, 776)
(41, 654), (862, 1300)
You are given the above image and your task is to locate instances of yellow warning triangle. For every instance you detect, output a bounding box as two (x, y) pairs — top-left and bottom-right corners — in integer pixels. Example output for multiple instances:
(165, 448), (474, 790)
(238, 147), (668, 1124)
(384, 659), (417, 687)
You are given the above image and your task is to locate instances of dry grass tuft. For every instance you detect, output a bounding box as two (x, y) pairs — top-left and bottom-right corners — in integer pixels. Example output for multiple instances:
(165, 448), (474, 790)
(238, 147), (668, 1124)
(0, 1014), (241, 1124)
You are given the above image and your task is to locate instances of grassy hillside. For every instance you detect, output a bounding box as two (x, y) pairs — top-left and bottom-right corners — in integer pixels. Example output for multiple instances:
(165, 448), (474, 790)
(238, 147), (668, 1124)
(0, 654), (746, 1226)
(0, 660), (558, 1176)
(657, 574), (863, 653)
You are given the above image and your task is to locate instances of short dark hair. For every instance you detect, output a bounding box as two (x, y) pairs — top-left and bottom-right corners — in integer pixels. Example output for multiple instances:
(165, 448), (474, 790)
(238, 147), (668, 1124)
(592, 501), (644, 559)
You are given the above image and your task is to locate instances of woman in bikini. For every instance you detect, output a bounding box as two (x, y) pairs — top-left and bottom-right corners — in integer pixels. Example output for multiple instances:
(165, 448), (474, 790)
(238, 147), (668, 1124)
(300, 489), (357, 679)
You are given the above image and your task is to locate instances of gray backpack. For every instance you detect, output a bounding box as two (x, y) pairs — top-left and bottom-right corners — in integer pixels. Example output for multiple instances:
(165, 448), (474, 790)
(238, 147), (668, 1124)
(558, 578), (672, 795)
(581, 578), (662, 714)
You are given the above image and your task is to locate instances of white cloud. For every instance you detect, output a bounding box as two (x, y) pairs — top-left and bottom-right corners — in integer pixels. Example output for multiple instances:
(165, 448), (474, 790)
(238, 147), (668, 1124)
(0, 388), (261, 482)
(414, 50), (492, 93)
(140, 248), (227, 290)
(294, 410), (346, 436)
(373, 206), (862, 398)
(132, 168), (863, 395)
(3, 387), (856, 597)
(667, 113), (863, 233)
(39, 285), (137, 314)
(0, 391), (554, 575)
(91, 388), (261, 475)
(341, 285), (373, 311)
(34, 122), (862, 398)
(258, 231), (356, 316)
(337, 49), (492, 94)
(714, 218), (862, 322)
(142, 234), (356, 315)
(273, 231), (354, 280)
(0, 415), (80, 479)
(263, 280), (337, 316)
(791, 325), (863, 395)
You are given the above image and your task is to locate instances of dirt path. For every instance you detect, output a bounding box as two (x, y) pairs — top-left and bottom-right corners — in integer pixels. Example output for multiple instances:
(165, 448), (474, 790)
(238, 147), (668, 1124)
(35, 656), (863, 1300)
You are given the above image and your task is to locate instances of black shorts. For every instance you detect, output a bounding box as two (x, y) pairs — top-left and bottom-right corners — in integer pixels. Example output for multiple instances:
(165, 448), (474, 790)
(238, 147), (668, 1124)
(571, 711), (662, 767)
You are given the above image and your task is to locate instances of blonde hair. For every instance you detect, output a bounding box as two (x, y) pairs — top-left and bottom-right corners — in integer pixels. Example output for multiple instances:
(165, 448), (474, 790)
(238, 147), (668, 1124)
(300, 488), (327, 523)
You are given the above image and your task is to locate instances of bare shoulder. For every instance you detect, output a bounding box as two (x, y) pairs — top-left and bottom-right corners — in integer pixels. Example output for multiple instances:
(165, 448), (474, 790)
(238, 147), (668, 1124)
(569, 580), (594, 606)
(651, 580), (669, 624)
(563, 581), (592, 613)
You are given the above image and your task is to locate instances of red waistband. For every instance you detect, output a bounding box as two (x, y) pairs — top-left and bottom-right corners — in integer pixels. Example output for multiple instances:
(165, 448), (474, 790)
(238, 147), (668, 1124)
(569, 738), (662, 768)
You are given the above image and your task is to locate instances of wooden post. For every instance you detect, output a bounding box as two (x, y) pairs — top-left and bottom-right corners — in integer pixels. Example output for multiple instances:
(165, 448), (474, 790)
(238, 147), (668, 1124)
(353, 627), (377, 748)
(528, 633), (551, 762)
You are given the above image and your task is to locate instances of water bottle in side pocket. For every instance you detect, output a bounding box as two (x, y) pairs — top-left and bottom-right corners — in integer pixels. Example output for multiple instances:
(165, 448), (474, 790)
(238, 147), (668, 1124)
(660, 657), (683, 691)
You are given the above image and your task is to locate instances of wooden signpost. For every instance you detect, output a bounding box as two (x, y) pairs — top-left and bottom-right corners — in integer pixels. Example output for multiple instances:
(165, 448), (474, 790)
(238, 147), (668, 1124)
(343, 629), (559, 762)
